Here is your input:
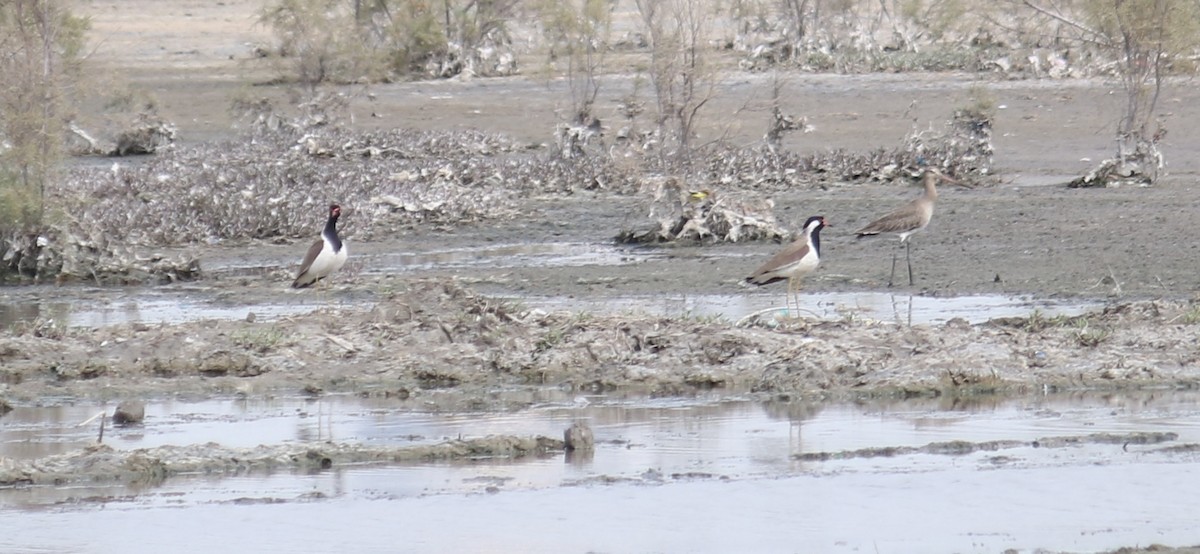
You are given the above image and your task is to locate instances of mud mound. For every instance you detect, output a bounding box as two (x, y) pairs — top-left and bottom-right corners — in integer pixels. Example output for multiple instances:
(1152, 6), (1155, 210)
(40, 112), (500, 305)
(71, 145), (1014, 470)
(4, 281), (1200, 402)
(0, 435), (563, 486)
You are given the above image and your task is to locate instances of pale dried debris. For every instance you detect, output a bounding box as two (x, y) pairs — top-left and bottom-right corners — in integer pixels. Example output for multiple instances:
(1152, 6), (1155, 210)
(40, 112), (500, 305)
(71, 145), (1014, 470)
(618, 176), (789, 244)
(3, 225), (199, 284)
(802, 108), (994, 182)
(1070, 136), (1165, 188)
(67, 113), (177, 157)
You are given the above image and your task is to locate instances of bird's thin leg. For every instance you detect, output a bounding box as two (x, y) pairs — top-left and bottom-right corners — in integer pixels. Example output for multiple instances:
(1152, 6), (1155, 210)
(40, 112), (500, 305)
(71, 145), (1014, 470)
(888, 246), (899, 288)
(320, 278), (332, 305)
(785, 277), (795, 317)
(906, 241), (914, 286)
(790, 277), (800, 318)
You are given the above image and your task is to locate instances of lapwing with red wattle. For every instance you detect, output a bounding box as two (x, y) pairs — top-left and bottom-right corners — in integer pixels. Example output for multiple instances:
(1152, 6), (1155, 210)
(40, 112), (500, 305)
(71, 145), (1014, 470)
(292, 203), (348, 289)
(744, 215), (829, 316)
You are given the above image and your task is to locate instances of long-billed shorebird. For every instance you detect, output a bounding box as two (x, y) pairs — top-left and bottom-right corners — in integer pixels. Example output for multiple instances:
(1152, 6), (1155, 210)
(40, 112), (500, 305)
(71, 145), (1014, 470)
(855, 169), (968, 287)
(745, 215), (828, 315)
(293, 204), (348, 289)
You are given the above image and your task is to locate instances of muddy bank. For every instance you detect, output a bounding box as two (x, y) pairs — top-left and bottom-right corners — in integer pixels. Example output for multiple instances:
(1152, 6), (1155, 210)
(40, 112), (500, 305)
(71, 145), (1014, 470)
(2, 279), (1199, 405)
(0, 435), (562, 487)
(795, 431), (1181, 461)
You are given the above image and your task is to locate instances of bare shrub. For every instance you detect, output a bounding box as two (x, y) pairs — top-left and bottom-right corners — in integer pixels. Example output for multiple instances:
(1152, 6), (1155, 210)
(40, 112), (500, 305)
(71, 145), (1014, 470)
(257, 0), (381, 85)
(634, 0), (719, 165)
(1030, 0), (1200, 186)
(536, 0), (613, 159)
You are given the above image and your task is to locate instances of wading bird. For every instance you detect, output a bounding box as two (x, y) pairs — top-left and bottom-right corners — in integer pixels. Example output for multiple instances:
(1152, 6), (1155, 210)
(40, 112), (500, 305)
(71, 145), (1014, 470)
(292, 204), (348, 289)
(855, 169), (968, 286)
(745, 215), (828, 316)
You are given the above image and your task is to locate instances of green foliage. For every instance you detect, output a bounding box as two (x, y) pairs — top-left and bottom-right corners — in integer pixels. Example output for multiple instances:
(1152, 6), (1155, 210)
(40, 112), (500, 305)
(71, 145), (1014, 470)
(232, 326), (287, 353)
(1074, 322), (1111, 348)
(1178, 305), (1200, 324)
(258, 0), (518, 83)
(0, 169), (41, 230)
(257, 0), (381, 85)
(328, 0), (452, 78)
(1021, 309), (1074, 333)
(899, 0), (968, 40)
(964, 84), (996, 117)
(0, 1), (89, 235)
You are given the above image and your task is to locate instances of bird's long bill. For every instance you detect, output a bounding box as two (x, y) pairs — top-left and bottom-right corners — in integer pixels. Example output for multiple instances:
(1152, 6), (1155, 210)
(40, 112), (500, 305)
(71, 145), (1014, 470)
(939, 172), (974, 189)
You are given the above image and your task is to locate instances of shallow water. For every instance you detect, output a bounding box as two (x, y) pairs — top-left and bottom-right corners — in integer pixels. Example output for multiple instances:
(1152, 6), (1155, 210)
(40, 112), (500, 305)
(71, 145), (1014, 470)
(0, 285), (322, 328)
(359, 241), (656, 273)
(520, 290), (1100, 326)
(0, 238), (1104, 328)
(0, 284), (1098, 329)
(3, 390), (1200, 553)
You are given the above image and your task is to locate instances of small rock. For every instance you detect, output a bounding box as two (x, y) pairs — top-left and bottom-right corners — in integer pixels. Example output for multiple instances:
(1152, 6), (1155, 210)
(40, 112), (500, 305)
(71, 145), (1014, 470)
(112, 400), (145, 425)
(564, 421), (594, 452)
(0, 397), (12, 417)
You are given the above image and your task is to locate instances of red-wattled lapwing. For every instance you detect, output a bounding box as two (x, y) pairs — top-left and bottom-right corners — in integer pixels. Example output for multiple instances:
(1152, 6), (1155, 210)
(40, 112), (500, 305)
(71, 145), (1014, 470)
(745, 215), (828, 316)
(855, 169), (969, 287)
(292, 204), (347, 289)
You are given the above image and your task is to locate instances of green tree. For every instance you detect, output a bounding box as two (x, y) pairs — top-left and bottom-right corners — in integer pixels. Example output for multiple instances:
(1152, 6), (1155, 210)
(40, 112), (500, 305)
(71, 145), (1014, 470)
(0, 0), (88, 227)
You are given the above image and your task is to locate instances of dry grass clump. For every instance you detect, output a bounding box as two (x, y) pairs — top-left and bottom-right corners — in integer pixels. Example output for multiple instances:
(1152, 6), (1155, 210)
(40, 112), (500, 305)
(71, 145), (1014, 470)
(802, 108), (994, 182)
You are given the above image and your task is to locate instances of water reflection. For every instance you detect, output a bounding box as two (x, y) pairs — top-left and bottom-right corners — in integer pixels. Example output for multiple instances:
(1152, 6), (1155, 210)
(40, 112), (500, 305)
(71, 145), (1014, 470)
(519, 291), (1100, 325)
(4, 390), (1200, 553)
(0, 300), (71, 329)
(359, 241), (657, 274)
(6, 389), (1200, 482)
(0, 294), (321, 329)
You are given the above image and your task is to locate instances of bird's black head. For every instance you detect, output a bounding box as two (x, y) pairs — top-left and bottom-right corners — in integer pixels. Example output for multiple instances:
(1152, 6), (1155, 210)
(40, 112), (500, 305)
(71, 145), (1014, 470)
(329, 204), (342, 219)
(804, 215), (827, 256)
(803, 215), (828, 230)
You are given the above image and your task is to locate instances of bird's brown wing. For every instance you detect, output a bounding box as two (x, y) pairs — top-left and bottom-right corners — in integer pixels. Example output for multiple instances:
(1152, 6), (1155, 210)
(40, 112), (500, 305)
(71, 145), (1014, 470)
(291, 239), (323, 288)
(855, 201), (926, 237)
(746, 240), (811, 285)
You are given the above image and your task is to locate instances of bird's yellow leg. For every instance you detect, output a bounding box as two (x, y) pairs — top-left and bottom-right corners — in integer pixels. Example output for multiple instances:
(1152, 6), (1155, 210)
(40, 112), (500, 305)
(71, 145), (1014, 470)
(786, 277), (796, 318)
